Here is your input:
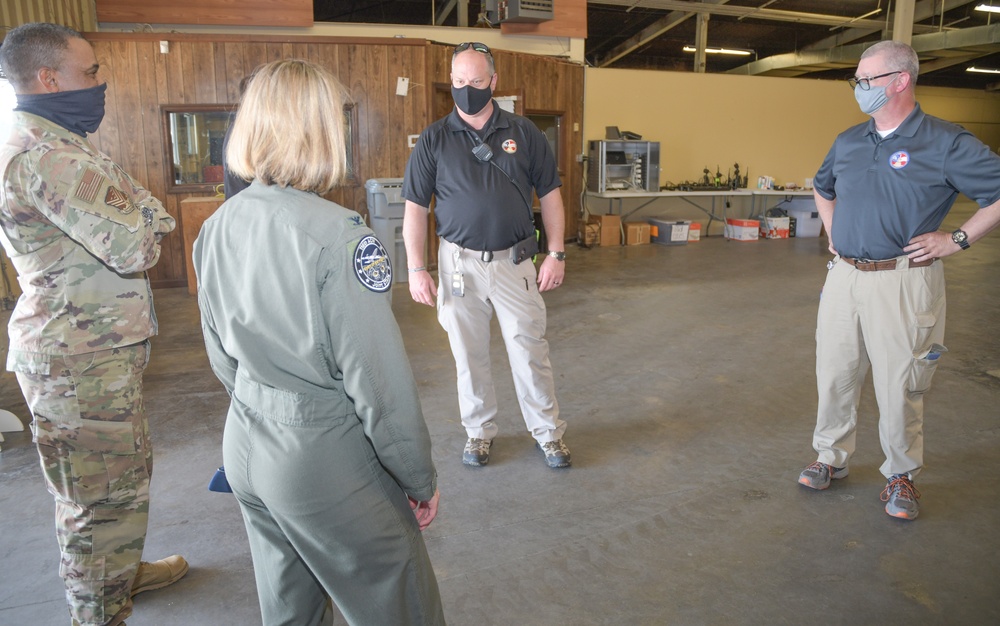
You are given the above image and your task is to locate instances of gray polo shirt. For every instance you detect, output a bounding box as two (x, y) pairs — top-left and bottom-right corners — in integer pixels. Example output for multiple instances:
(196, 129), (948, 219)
(402, 104), (561, 251)
(814, 103), (1000, 260)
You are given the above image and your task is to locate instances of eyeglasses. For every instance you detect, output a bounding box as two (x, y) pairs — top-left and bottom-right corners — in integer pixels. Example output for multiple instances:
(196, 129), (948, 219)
(848, 71), (901, 91)
(455, 42), (492, 58)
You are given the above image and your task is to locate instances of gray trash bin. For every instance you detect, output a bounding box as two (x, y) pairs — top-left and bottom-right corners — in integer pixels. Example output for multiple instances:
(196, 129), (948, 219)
(365, 178), (407, 283)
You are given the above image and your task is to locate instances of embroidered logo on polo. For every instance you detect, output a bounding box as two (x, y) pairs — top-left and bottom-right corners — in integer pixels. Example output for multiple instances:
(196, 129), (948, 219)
(502, 139), (517, 154)
(889, 150), (909, 169)
(353, 235), (392, 292)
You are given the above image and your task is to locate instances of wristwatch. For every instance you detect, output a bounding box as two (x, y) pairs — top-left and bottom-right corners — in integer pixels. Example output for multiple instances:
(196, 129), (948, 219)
(547, 250), (566, 261)
(952, 229), (970, 250)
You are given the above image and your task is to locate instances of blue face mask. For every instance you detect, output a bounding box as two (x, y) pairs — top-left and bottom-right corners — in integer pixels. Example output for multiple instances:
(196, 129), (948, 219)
(854, 74), (898, 116)
(15, 82), (108, 136)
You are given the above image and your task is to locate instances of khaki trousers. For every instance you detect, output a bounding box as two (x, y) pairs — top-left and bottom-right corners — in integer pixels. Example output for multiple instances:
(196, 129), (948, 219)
(436, 238), (566, 442)
(813, 256), (946, 478)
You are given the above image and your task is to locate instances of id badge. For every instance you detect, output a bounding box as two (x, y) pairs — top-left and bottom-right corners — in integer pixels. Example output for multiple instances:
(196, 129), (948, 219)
(451, 271), (465, 297)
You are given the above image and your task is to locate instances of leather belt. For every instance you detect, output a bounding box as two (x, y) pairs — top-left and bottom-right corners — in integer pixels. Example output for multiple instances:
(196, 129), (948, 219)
(841, 256), (935, 271)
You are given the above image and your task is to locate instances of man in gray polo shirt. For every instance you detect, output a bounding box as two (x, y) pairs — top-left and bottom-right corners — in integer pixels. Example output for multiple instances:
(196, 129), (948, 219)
(797, 40), (1000, 520)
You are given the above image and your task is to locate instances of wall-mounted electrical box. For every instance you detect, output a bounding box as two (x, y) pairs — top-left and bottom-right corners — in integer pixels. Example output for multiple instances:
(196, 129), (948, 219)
(498, 0), (554, 23)
(587, 140), (661, 193)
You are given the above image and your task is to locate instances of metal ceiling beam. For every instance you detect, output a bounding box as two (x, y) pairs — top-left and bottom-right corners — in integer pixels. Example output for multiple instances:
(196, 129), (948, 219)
(801, 0), (977, 52)
(726, 21), (1000, 76)
(590, 0), (942, 33)
(435, 0), (457, 26)
(594, 0), (732, 67)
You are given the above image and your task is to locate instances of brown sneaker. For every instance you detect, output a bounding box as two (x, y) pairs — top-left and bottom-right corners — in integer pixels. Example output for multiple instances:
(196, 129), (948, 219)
(131, 555), (189, 597)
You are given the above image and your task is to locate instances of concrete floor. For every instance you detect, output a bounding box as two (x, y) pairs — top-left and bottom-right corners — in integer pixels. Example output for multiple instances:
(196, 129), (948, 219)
(1, 200), (998, 625)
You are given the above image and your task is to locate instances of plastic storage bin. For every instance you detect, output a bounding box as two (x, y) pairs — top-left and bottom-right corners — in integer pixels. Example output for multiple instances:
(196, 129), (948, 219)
(783, 198), (823, 238)
(365, 178), (408, 283)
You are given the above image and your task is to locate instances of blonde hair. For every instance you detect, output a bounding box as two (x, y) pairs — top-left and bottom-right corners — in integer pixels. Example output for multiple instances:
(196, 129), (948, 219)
(226, 59), (349, 194)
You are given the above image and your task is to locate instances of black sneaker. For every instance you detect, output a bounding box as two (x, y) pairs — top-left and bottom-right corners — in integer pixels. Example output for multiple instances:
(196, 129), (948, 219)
(463, 438), (491, 466)
(538, 439), (571, 468)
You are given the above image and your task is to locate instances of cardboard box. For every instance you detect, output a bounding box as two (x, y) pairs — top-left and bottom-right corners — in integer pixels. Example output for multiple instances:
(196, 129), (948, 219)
(581, 219), (601, 246)
(598, 214), (621, 247)
(648, 218), (689, 245)
(724, 218), (760, 242)
(623, 222), (651, 245)
(758, 215), (790, 239)
(688, 222), (702, 242)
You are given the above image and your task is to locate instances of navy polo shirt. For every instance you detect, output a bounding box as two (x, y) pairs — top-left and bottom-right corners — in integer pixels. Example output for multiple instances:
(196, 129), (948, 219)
(814, 103), (1000, 260)
(402, 103), (561, 251)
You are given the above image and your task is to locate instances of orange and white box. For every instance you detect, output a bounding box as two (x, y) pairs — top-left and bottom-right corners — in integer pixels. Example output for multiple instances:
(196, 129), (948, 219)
(724, 218), (760, 242)
(758, 216), (790, 239)
(687, 222), (702, 242)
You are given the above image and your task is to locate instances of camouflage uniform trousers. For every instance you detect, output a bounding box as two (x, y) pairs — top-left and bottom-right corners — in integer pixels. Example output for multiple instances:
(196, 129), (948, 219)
(15, 341), (152, 626)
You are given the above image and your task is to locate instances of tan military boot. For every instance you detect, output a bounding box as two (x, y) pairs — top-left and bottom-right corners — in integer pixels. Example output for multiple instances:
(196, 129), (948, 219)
(130, 555), (189, 597)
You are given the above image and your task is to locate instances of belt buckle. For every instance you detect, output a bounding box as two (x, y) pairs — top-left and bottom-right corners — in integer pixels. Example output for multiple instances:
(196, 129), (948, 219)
(480, 251), (494, 262)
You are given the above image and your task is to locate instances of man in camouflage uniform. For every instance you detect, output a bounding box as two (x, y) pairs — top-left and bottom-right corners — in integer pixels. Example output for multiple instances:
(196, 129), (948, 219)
(0, 23), (187, 625)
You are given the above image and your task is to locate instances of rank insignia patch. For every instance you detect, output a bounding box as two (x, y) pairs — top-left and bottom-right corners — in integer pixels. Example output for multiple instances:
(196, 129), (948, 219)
(104, 186), (137, 214)
(74, 168), (104, 205)
(353, 235), (392, 292)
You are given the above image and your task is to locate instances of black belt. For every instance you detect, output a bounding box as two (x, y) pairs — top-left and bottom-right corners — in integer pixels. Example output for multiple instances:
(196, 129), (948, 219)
(446, 240), (511, 263)
(841, 257), (935, 271)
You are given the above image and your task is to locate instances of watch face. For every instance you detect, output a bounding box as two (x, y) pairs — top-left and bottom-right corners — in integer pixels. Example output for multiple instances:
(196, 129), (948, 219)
(953, 230), (968, 244)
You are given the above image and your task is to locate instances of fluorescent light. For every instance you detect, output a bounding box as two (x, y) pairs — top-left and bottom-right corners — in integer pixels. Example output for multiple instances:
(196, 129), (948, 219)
(682, 46), (752, 56)
(966, 66), (1000, 74)
(974, 3), (1000, 13)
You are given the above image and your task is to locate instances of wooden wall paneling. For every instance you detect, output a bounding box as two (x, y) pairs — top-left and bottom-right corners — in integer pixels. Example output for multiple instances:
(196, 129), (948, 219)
(109, 42), (147, 186)
(95, 0), (313, 28)
(211, 43), (228, 103)
(190, 42), (219, 103)
(136, 41), (184, 286)
(222, 42), (247, 101)
(368, 46), (392, 186)
(243, 42), (269, 78)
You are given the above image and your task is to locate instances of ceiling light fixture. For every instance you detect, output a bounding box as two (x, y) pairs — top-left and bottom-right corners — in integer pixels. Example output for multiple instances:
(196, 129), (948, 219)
(682, 46), (752, 56)
(966, 66), (1000, 74)
(974, 3), (1000, 13)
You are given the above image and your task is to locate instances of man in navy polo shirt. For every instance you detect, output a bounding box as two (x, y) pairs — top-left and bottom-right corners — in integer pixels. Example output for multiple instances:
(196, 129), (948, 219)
(798, 40), (1000, 520)
(402, 42), (570, 469)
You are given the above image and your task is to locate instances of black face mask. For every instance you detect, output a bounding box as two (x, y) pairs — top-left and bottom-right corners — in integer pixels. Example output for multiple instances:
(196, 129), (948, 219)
(15, 82), (107, 136)
(451, 84), (493, 116)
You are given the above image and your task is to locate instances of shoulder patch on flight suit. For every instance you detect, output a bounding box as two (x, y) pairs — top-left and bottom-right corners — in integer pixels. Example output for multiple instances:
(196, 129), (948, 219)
(353, 234), (392, 292)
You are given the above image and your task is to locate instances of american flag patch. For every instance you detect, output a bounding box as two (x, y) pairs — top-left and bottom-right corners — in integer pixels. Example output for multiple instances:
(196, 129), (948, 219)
(104, 186), (136, 214)
(74, 168), (104, 204)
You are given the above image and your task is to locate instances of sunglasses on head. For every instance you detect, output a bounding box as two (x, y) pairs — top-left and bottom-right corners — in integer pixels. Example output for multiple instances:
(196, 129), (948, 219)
(455, 42), (492, 57)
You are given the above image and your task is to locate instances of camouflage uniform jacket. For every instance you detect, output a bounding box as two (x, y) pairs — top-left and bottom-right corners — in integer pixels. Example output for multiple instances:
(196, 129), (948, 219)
(0, 112), (176, 367)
